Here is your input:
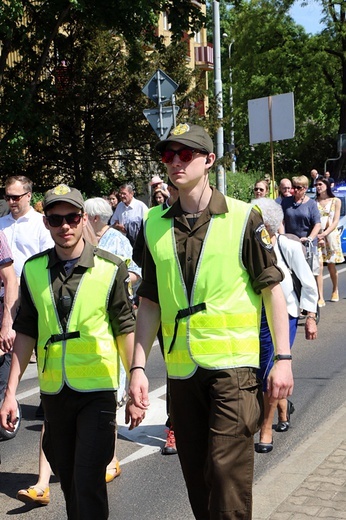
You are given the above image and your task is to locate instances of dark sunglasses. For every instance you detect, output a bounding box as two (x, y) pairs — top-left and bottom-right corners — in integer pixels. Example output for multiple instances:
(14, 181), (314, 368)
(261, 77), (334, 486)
(254, 187), (265, 192)
(161, 148), (208, 164)
(292, 185), (305, 190)
(315, 183), (324, 187)
(4, 191), (30, 202)
(45, 213), (83, 228)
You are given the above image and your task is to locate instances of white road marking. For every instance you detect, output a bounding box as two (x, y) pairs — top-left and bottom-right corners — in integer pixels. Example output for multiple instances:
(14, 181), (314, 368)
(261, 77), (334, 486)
(17, 377), (169, 466)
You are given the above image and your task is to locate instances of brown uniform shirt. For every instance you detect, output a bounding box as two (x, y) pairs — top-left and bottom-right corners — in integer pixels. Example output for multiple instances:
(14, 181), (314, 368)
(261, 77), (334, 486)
(14, 241), (135, 339)
(138, 188), (283, 303)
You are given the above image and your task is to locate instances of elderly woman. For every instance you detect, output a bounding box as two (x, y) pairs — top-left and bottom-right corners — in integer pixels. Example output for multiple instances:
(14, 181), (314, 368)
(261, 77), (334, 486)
(253, 197), (318, 453)
(281, 175), (321, 276)
(85, 197), (141, 285)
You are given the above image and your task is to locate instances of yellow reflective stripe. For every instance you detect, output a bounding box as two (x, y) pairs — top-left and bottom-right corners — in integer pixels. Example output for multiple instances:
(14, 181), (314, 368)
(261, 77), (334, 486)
(163, 313), (258, 337)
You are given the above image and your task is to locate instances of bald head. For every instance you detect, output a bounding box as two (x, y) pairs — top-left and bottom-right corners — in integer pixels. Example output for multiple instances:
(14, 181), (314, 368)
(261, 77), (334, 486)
(279, 178), (292, 197)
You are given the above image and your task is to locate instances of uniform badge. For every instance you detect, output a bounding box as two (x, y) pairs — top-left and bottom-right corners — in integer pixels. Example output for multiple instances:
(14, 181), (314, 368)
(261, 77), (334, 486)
(50, 184), (71, 195)
(255, 223), (273, 250)
(171, 123), (190, 136)
(124, 275), (133, 300)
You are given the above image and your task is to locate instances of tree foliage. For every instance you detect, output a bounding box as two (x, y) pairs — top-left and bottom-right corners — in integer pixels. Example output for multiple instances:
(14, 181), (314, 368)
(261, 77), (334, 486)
(0, 0), (206, 193)
(207, 0), (346, 180)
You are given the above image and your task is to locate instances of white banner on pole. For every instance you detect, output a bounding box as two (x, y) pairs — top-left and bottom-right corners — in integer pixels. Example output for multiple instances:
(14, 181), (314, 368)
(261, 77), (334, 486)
(248, 92), (295, 145)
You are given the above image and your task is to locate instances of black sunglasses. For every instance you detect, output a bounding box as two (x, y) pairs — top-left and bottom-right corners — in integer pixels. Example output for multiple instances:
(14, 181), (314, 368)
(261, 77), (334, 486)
(161, 148), (208, 164)
(254, 187), (265, 192)
(4, 191), (30, 202)
(45, 213), (83, 228)
(292, 185), (305, 190)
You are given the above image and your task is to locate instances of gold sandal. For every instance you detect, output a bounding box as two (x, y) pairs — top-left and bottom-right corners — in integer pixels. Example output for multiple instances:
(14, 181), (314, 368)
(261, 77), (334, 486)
(17, 485), (50, 505)
(105, 460), (121, 483)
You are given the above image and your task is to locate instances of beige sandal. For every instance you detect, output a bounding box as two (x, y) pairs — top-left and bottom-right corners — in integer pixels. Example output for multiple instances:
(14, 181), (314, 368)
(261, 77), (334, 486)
(17, 485), (50, 505)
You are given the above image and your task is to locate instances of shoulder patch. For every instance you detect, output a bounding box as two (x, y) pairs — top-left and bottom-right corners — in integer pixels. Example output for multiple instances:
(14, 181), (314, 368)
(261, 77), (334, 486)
(95, 247), (123, 266)
(254, 223), (273, 251)
(125, 275), (133, 301)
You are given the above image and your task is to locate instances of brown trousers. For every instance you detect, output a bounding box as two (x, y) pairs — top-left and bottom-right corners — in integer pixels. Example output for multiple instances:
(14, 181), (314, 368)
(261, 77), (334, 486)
(169, 367), (263, 520)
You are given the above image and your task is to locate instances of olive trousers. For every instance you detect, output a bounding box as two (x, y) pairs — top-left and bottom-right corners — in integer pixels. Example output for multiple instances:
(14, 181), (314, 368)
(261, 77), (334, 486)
(169, 367), (263, 520)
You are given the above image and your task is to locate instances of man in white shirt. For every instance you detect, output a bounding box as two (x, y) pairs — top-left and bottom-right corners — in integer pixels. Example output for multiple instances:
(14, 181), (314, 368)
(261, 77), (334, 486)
(111, 183), (148, 245)
(0, 176), (54, 279)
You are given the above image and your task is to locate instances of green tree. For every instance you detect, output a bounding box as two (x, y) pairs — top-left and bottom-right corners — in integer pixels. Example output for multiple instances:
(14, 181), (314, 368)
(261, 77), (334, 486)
(0, 0), (206, 191)
(207, 0), (344, 181)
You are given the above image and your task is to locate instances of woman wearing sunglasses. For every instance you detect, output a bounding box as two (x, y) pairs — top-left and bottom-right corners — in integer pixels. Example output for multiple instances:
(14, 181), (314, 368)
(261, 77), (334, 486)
(281, 175), (321, 277)
(253, 179), (269, 199)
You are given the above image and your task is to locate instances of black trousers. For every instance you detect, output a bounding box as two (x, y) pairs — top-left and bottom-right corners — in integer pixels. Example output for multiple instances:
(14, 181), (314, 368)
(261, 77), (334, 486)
(42, 385), (116, 520)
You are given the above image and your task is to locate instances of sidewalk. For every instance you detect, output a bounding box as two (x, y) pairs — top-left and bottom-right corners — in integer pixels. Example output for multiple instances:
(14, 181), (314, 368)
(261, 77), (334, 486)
(253, 403), (346, 519)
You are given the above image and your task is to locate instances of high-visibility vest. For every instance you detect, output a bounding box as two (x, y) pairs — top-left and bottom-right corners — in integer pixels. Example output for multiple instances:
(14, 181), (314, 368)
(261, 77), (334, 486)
(145, 197), (262, 379)
(23, 254), (120, 393)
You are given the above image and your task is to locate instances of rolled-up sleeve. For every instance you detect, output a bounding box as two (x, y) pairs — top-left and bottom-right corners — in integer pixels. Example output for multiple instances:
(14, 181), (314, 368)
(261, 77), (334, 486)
(109, 261), (136, 337)
(136, 240), (159, 303)
(242, 209), (284, 294)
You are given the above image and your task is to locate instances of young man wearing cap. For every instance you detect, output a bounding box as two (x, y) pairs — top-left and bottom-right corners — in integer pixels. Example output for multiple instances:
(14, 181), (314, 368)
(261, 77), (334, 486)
(128, 124), (293, 519)
(0, 184), (144, 520)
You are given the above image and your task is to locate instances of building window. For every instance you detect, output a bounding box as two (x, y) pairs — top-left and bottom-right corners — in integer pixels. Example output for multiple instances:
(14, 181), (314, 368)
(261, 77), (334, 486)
(163, 11), (170, 31)
(194, 31), (202, 44)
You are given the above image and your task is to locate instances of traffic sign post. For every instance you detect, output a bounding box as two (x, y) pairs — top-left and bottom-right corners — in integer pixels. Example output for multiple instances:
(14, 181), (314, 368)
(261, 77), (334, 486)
(143, 106), (180, 140)
(142, 69), (179, 139)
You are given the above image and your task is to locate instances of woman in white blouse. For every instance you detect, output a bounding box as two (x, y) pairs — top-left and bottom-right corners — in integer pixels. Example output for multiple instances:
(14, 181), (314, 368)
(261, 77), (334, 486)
(254, 197), (318, 454)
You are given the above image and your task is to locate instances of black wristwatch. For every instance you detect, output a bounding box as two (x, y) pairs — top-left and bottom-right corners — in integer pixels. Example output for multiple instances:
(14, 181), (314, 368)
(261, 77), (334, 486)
(274, 354), (292, 361)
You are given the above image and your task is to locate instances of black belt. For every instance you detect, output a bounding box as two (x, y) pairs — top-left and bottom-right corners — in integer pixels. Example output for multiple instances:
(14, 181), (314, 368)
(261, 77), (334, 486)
(168, 303), (206, 353)
(49, 332), (80, 343)
(42, 331), (80, 373)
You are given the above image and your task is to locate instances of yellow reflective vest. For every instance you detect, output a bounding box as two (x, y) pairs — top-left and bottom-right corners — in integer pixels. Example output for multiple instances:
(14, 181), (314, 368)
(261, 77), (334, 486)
(23, 254), (120, 394)
(145, 197), (262, 379)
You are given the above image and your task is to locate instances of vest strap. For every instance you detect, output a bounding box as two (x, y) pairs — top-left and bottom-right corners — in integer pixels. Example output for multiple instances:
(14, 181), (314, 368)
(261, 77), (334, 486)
(49, 331), (80, 343)
(168, 303), (206, 354)
(42, 331), (81, 373)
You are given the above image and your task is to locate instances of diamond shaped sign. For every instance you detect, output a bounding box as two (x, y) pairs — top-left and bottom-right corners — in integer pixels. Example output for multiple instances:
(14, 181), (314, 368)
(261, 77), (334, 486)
(142, 69), (178, 105)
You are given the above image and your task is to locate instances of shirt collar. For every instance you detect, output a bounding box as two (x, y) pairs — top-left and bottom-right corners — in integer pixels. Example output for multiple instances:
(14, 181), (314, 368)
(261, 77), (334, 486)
(9, 207), (35, 222)
(47, 240), (95, 269)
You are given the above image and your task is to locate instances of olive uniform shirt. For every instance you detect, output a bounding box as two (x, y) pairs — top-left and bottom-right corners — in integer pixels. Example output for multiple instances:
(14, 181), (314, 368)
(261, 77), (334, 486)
(138, 188), (283, 303)
(14, 240), (135, 339)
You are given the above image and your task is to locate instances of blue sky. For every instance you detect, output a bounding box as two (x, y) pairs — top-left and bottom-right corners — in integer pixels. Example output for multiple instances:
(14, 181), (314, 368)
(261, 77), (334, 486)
(289, 1), (325, 34)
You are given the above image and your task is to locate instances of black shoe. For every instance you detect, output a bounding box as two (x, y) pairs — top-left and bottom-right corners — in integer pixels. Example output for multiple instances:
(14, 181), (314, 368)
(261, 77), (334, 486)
(255, 440), (273, 454)
(276, 400), (294, 432)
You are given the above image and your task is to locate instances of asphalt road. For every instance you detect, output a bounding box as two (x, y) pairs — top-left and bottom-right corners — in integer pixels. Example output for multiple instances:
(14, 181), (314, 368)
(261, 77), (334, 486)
(1, 264), (346, 520)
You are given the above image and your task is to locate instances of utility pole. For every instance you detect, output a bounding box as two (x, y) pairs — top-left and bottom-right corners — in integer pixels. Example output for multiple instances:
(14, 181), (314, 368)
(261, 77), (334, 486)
(224, 38), (236, 174)
(212, 1), (225, 194)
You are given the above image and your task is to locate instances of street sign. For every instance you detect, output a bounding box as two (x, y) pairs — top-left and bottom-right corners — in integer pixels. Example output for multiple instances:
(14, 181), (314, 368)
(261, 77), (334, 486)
(142, 69), (180, 139)
(142, 69), (178, 105)
(143, 106), (180, 139)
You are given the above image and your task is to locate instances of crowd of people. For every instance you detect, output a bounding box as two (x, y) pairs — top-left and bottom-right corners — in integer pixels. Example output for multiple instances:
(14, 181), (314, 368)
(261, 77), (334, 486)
(0, 126), (343, 520)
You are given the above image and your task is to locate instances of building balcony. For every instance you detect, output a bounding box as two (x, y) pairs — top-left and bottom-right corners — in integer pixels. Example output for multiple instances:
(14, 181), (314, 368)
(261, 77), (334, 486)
(194, 44), (214, 71)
